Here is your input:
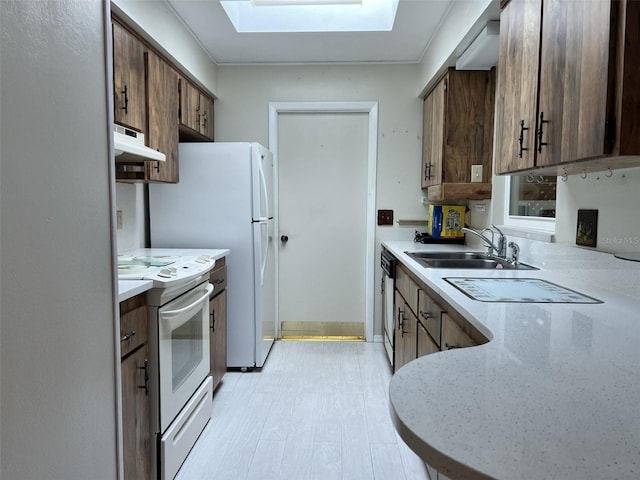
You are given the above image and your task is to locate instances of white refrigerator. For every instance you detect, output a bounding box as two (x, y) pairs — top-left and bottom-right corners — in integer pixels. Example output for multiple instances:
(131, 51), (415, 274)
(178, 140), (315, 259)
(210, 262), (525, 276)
(149, 142), (276, 369)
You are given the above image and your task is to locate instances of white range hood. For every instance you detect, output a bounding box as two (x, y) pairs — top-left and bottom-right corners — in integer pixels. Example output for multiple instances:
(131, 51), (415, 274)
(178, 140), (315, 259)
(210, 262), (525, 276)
(114, 124), (166, 163)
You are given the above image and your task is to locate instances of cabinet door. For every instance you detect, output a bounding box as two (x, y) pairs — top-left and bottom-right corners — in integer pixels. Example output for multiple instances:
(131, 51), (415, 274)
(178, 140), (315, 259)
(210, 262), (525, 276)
(113, 22), (146, 133)
(199, 93), (215, 140)
(209, 290), (227, 391)
(179, 78), (201, 133)
(441, 313), (477, 350)
(417, 321), (439, 357)
(401, 304), (418, 369)
(121, 345), (151, 480)
(418, 289), (443, 349)
(395, 264), (419, 315)
(146, 50), (179, 183)
(536, 0), (614, 167)
(119, 294), (148, 358)
(494, 0), (542, 174)
(422, 75), (446, 188)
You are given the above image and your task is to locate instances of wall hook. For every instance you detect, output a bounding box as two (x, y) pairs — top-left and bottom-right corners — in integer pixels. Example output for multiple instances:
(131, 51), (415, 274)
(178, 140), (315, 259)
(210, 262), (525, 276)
(605, 168), (613, 178)
(526, 171), (535, 183)
(561, 168), (569, 182)
(580, 171), (587, 179)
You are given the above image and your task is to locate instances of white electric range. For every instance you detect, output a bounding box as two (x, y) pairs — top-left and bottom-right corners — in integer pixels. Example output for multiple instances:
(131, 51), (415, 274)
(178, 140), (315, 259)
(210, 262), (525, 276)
(117, 247), (229, 480)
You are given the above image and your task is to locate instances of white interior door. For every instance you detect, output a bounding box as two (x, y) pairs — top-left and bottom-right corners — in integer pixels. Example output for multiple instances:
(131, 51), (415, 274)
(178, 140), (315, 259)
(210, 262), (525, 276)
(278, 112), (369, 334)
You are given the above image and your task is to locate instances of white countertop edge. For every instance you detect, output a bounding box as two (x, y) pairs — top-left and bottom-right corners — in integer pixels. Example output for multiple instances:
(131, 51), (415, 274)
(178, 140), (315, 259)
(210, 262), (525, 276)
(118, 280), (154, 303)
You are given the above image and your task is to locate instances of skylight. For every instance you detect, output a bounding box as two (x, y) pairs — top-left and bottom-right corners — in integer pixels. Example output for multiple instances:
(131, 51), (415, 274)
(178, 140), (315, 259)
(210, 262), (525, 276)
(220, 0), (399, 33)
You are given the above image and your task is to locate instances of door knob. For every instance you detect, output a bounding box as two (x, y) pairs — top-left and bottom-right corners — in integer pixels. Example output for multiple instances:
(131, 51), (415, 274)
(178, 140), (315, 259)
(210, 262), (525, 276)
(280, 235), (289, 243)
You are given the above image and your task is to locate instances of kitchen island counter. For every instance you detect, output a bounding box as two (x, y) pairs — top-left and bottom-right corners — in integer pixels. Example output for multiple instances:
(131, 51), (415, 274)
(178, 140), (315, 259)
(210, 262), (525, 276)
(384, 239), (640, 479)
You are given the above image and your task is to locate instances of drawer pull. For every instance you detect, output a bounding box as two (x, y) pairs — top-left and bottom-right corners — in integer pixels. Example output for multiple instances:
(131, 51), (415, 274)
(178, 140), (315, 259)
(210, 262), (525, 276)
(138, 359), (149, 396)
(120, 330), (136, 342)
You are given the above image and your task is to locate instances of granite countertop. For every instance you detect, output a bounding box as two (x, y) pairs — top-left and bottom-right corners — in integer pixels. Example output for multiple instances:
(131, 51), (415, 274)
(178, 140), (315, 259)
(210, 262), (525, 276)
(384, 239), (640, 479)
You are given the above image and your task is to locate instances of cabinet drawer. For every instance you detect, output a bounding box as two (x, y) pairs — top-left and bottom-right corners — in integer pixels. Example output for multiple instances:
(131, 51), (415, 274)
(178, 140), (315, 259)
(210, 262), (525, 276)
(418, 289), (445, 348)
(395, 265), (419, 314)
(417, 321), (439, 357)
(441, 313), (477, 350)
(209, 264), (227, 295)
(119, 293), (148, 358)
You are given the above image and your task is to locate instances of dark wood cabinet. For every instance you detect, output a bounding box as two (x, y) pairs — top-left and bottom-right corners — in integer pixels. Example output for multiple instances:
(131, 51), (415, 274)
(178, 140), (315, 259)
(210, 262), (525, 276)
(209, 261), (227, 391)
(179, 77), (215, 141)
(421, 68), (495, 201)
(495, 0), (640, 175)
(113, 21), (146, 133)
(209, 290), (227, 390)
(146, 50), (179, 183)
(392, 262), (486, 372)
(113, 16), (215, 183)
(119, 294), (151, 480)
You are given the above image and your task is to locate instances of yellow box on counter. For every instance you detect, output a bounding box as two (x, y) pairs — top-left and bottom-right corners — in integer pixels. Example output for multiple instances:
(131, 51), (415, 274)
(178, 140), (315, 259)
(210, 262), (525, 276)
(427, 205), (466, 238)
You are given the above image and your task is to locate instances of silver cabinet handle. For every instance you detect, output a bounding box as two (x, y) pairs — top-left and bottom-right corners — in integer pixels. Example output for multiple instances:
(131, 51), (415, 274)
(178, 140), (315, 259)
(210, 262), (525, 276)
(120, 330), (136, 342)
(138, 359), (149, 396)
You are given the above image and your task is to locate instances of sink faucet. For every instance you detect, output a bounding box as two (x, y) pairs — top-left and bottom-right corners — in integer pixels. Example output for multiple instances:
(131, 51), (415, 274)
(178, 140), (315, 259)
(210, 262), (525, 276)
(508, 241), (520, 265)
(462, 225), (507, 258)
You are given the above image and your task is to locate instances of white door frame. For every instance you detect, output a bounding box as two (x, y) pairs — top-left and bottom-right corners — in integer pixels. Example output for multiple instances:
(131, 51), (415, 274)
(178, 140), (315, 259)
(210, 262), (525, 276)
(269, 101), (378, 342)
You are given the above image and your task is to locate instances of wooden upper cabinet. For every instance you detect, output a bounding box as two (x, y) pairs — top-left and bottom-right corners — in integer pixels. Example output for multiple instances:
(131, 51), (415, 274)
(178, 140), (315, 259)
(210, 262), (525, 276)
(113, 21), (146, 133)
(495, 0), (640, 175)
(146, 50), (179, 183)
(179, 77), (215, 141)
(421, 68), (495, 201)
(494, 0), (542, 174)
(199, 94), (215, 140)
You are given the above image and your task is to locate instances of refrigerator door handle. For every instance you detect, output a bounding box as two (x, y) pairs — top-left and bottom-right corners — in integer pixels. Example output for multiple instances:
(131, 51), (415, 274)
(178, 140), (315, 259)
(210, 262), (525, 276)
(260, 221), (269, 287)
(258, 154), (269, 221)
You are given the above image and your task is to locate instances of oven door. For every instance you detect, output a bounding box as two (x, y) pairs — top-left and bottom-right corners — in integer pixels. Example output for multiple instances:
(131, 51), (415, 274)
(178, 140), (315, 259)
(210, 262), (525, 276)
(158, 281), (213, 431)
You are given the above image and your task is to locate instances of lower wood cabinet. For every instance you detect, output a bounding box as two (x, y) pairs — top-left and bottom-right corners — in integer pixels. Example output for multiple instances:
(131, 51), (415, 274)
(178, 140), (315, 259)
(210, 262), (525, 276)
(441, 312), (478, 350)
(209, 261), (227, 391)
(209, 289), (227, 390)
(119, 293), (151, 480)
(417, 320), (439, 357)
(395, 289), (418, 371)
(393, 262), (486, 373)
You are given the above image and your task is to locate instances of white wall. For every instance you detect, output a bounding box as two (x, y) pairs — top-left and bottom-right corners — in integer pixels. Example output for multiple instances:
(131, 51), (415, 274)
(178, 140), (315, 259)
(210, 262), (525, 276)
(217, 64), (427, 337)
(116, 183), (147, 251)
(417, 0), (498, 95)
(554, 167), (640, 253)
(1, 2), (118, 479)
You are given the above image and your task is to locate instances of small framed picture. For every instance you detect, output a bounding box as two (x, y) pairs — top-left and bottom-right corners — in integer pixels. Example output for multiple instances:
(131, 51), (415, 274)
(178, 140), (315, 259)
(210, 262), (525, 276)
(576, 209), (598, 247)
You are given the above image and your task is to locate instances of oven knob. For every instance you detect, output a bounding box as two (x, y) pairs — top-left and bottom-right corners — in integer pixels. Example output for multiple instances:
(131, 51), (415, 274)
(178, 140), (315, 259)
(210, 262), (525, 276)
(167, 267), (177, 275)
(158, 268), (172, 278)
(196, 255), (211, 263)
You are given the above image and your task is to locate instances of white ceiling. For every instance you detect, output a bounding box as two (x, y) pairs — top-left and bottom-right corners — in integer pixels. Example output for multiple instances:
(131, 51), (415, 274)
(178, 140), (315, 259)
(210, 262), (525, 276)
(166, 0), (456, 65)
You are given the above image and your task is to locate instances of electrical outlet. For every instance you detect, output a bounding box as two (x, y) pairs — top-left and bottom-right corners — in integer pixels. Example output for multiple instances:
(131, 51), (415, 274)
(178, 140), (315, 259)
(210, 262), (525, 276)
(471, 165), (483, 183)
(377, 209), (394, 226)
(116, 210), (123, 230)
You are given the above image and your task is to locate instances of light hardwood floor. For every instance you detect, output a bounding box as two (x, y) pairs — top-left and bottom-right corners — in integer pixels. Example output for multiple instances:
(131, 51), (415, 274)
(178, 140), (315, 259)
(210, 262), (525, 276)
(176, 340), (429, 480)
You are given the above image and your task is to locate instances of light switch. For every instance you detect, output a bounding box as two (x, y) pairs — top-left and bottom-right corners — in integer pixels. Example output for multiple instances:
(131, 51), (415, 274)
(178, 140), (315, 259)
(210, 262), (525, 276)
(471, 165), (483, 183)
(377, 209), (393, 226)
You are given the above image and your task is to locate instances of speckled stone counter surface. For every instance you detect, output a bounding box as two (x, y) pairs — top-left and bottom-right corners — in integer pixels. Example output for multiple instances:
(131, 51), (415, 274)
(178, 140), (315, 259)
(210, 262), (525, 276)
(385, 238), (640, 480)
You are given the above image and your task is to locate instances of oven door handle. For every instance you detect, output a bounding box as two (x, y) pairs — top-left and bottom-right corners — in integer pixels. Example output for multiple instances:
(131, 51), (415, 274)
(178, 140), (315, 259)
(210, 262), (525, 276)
(161, 284), (213, 319)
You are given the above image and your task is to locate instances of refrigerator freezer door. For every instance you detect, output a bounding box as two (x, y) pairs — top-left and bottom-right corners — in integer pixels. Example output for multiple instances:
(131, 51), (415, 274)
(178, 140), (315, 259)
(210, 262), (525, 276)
(252, 142), (274, 221)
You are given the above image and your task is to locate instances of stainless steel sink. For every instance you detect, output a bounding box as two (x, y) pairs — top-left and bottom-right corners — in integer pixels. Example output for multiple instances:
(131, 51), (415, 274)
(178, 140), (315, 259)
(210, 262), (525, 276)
(405, 251), (538, 270)
(406, 251), (488, 261)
